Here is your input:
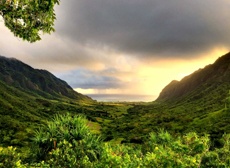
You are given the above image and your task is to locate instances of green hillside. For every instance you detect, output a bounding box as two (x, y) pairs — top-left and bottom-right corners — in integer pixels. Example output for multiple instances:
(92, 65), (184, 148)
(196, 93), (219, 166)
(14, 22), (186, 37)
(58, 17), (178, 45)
(103, 52), (230, 146)
(0, 56), (134, 151)
(0, 56), (101, 148)
(157, 52), (230, 102)
(0, 56), (92, 101)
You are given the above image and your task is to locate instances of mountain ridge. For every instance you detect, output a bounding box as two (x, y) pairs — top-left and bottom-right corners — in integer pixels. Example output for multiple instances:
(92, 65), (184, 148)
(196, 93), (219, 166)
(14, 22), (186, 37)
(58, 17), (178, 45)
(156, 52), (230, 102)
(0, 55), (92, 101)
(0, 55), (98, 147)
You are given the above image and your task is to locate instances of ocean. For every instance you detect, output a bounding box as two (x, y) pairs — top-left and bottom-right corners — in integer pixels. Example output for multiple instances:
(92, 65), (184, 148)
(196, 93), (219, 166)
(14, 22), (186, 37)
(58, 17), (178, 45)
(86, 94), (157, 102)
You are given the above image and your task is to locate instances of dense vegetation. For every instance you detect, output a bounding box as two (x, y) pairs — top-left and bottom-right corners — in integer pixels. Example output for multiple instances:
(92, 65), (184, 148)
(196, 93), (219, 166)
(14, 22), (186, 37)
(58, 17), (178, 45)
(1, 114), (230, 167)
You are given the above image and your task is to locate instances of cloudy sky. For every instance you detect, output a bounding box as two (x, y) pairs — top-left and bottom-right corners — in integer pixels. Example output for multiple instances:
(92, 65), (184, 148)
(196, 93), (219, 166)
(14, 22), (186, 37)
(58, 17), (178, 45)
(0, 0), (230, 101)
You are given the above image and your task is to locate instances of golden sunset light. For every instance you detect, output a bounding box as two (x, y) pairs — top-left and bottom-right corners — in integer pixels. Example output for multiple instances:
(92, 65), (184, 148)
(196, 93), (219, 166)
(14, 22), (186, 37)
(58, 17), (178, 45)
(1, 0), (230, 101)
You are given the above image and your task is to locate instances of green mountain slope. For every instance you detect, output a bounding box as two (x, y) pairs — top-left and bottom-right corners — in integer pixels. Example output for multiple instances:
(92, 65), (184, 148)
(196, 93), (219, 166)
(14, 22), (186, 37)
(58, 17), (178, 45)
(157, 52), (230, 102)
(0, 55), (92, 101)
(0, 55), (137, 149)
(103, 52), (230, 145)
(0, 56), (96, 147)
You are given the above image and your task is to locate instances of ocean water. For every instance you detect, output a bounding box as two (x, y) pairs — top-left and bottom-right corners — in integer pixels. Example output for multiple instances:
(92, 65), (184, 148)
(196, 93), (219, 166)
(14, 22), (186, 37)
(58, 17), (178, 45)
(87, 94), (157, 102)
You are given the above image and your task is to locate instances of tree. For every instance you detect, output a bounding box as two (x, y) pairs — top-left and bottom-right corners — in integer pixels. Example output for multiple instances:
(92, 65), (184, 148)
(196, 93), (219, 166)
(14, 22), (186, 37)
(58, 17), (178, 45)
(0, 0), (60, 42)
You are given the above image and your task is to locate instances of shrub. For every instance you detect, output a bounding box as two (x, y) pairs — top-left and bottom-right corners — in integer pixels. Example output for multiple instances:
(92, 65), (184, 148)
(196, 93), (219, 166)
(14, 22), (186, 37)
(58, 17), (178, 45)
(0, 146), (25, 168)
(32, 113), (102, 166)
(26, 114), (230, 167)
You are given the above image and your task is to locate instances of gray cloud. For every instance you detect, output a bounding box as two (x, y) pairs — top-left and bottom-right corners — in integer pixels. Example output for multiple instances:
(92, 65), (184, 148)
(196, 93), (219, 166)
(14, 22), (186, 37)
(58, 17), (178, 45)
(3, 0), (229, 97)
(55, 0), (230, 58)
(56, 68), (125, 89)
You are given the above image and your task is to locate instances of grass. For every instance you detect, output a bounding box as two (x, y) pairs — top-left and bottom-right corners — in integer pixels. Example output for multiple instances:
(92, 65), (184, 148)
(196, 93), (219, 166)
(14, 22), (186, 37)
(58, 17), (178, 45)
(87, 121), (101, 134)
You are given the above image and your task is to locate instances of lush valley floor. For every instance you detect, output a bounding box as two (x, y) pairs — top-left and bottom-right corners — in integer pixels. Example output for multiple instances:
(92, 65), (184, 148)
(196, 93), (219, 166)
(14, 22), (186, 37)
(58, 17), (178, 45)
(1, 95), (230, 167)
(1, 112), (230, 167)
(1, 54), (230, 167)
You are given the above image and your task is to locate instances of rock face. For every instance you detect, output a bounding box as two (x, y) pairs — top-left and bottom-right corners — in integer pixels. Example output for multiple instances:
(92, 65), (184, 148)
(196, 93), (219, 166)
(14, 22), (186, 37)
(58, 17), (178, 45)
(0, 55), (92, 101)
(156, 52), (230, 102)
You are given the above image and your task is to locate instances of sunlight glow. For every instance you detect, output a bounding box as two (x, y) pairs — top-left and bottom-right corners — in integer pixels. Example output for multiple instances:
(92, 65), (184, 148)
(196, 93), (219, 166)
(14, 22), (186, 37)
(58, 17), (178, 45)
(74, 88), (97, 94)
(74, 48), (229, 99)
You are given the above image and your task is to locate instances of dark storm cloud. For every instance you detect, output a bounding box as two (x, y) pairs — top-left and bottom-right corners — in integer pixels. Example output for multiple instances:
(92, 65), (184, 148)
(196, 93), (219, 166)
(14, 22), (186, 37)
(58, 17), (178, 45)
(55, 0), (230, 58)
(56, 69), (124, 89)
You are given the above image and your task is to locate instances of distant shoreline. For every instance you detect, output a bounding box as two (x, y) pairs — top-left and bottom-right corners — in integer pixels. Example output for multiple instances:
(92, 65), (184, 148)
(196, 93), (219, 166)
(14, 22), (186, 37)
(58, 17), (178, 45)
(86, 94), (157, 102)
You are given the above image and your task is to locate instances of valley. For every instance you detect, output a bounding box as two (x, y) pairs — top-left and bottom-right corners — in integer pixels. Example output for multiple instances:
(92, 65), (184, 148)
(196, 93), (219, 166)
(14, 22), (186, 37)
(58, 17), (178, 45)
(1, 53), (230, 166)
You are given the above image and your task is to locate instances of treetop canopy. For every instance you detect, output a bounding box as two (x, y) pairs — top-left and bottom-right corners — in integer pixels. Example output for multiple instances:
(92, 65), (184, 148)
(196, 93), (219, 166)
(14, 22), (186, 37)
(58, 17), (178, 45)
(0, 0), (60, 42)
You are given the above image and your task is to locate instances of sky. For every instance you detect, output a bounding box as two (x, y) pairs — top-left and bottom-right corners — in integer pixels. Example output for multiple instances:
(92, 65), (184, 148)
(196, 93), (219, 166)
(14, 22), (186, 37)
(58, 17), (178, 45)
(0, 0), (230, 101)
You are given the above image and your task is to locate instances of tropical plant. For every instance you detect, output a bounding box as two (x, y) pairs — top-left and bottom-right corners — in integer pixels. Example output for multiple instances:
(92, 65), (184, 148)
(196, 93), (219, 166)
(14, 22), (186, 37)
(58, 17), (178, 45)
(32, 113), (103, 165)
(31, 114), (230, 167)
(2, 113), (230, 167)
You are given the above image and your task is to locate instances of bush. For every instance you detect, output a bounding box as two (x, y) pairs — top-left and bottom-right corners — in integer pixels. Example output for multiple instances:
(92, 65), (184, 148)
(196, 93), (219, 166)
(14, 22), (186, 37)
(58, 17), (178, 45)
(32, 113), (102, 167)
(0, 146), (25, 168)
(3, 113), (230, 167)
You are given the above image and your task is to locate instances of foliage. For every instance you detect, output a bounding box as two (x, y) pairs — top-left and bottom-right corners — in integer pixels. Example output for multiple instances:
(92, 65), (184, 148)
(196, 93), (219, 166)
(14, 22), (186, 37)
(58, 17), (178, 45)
(33, 129), (230, 167)
(32, 113), (103, 163)
(0, 146), (25, 168)
(0, 0), (60, 42)
(1, 114), (230, 167)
